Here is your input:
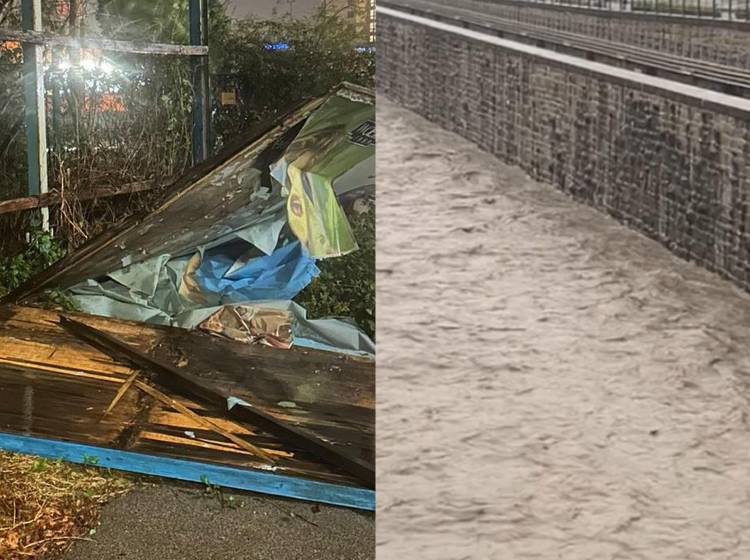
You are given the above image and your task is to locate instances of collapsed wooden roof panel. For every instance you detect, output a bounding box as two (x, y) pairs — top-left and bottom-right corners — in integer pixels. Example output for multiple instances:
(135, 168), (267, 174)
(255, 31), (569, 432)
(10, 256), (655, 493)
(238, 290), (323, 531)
(6, 83), (374, 302)
(0, 305), (374, 505)
(0, 84), (375, 508)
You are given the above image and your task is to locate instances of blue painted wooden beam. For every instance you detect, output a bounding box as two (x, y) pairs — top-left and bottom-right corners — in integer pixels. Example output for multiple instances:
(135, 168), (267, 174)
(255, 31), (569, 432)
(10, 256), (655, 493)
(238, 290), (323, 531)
(0, 432), (375, 511)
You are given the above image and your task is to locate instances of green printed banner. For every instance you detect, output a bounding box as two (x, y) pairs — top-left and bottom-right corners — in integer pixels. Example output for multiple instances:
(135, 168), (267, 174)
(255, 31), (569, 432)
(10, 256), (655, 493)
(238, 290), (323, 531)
(271, 90), (375, 258)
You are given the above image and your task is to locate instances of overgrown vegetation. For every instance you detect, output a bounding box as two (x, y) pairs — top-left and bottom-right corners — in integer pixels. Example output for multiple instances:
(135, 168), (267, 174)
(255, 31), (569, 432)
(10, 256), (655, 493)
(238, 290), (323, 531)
(0, 0), (374, 252)
(0, 229), (81, 311)
(211, 10), (374, 142)
(0, 231), (64, 297)
(297, 207), (375, 340)
(0, 452), (131, 559)
(0, 1), (375, 334)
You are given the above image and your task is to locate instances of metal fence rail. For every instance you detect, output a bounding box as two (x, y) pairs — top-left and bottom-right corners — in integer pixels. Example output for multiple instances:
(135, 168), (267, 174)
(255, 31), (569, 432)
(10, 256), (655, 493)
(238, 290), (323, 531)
(386, 0), (750, 97)
(482, 0), (750, 21)
(0, 0), (210, 230)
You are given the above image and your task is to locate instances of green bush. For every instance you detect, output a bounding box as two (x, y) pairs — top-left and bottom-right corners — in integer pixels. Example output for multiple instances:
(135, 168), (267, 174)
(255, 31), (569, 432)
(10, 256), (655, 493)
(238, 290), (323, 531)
(296, 208), (375, 340)
(0, 231), (65, 297)
(0, 229), (81, 310)
(211, 9), (375, 144)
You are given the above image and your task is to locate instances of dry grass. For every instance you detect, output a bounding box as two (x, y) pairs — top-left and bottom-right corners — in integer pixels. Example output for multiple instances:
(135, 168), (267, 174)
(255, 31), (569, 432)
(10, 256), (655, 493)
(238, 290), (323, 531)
(0, 452), (132, 559)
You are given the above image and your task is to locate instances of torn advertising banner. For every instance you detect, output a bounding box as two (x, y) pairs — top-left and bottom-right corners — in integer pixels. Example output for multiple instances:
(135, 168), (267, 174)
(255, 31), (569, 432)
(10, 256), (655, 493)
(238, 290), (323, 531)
(271, 89), (375, 258)
(199, 304), (293, 349)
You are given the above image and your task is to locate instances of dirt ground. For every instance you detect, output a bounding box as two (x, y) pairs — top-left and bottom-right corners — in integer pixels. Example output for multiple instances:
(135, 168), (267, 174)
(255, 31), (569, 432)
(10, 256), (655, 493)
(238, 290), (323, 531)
(61, 483), (374, 560)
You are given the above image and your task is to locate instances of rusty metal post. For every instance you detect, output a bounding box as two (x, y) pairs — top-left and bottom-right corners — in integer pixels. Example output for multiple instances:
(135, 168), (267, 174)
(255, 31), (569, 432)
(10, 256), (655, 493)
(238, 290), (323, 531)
(190, 0), (210, 165)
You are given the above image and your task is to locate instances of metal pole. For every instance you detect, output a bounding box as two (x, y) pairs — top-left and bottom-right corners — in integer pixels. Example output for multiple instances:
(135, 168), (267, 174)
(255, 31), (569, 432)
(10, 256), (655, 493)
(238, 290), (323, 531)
(189, 0), (210, 165)
(21, 0), (49, 231)
(51, 53), (62, 161)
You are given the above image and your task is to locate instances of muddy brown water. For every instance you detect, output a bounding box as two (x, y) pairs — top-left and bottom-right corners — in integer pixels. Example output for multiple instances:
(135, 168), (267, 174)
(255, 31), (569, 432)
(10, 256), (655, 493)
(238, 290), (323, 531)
(377, 98), (750, 559)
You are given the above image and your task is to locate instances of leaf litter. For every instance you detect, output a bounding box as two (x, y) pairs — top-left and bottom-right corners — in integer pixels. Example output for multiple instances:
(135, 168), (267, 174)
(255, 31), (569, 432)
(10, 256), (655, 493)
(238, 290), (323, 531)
(0, 452), (131, 559)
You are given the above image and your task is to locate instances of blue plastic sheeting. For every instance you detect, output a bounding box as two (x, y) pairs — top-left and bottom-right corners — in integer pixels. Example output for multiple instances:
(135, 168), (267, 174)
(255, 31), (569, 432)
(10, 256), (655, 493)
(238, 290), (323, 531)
(69, 240), (321, 326)
(292, 307), (376, 357)
(191, 240), (320, 304)
(0, 432), (375, 511)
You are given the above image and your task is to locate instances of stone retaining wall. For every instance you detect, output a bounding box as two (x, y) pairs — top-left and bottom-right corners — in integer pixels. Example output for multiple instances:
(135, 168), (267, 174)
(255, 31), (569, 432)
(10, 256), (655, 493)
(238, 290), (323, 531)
(379, 12), (750, 288)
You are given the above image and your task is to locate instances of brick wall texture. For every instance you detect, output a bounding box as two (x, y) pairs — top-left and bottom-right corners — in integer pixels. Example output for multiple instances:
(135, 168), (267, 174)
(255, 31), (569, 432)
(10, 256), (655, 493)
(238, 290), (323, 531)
(427, 0), (750, 69)
(379, 14), (750, 289)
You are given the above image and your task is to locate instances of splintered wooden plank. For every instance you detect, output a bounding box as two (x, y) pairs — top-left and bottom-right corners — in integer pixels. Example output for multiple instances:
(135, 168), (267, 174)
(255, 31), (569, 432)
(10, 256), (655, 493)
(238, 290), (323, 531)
(0, 363), (141, 446)
(129, 431), (351, 486)
(0, 178), (167, 216)
(60, 316), (376, 488)
(4, 94), (329, 301)
(148, 410), (254, 435)
(0, 432), (375, 510)
(0, 304), (374, 447)
(5, 84), (374, 303)
(147, 328), (375, 465)
(103, 370), (140, 416)
(0, 307), (134, 384)
(0, 356), (355, 486)
(0, 305), (374, 491)
(133, 379), (275, 464)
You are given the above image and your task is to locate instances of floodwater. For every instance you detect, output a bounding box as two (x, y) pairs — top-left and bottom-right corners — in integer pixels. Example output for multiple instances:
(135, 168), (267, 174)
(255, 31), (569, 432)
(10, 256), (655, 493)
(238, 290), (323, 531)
(377, 98), (750, 560)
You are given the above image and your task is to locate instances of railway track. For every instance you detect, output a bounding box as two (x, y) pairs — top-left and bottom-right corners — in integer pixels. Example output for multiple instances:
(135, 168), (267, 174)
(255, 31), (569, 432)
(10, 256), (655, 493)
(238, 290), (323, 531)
(380, 0), (750, 99)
